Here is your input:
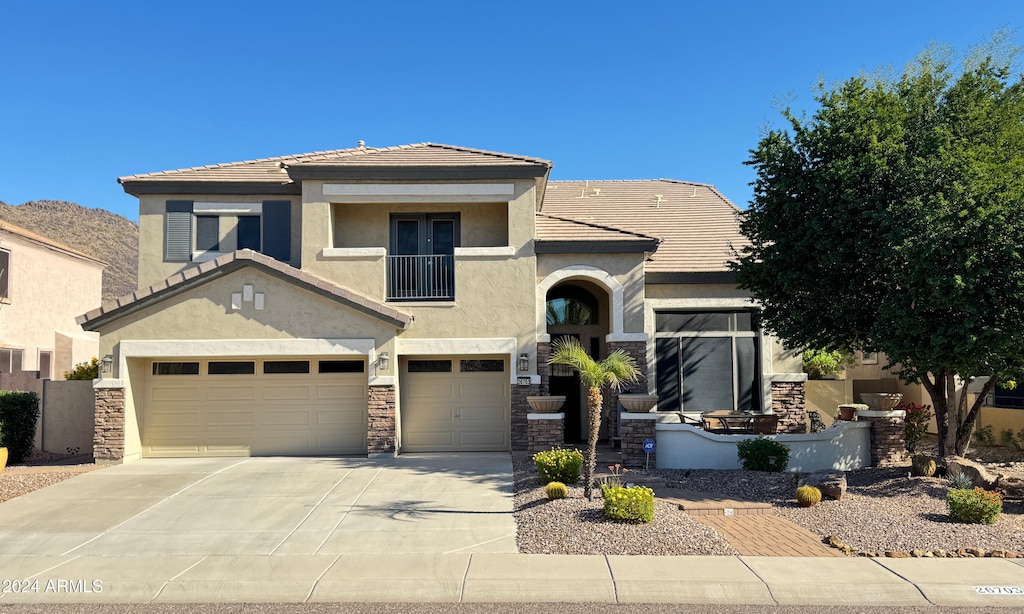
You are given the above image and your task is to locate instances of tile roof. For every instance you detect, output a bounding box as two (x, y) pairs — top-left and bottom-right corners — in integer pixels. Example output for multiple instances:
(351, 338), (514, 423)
(118, 143), (552, 184)
(535, 213), (660, 243)
(0, 219), (106, 265)
(77, 250), (411, 330)
(540, 180), (748, 273)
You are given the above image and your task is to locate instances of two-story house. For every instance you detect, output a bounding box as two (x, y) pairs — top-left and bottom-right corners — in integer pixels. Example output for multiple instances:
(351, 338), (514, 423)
(0, 220), (103, 393)
(79, 143), (805, 462)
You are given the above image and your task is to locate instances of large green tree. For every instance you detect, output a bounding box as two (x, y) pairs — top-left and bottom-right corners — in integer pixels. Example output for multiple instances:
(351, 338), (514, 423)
(732, 41), (1024, 456)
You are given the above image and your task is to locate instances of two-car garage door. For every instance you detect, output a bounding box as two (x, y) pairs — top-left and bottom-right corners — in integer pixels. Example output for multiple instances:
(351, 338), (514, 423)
(143, 357), (367, 457)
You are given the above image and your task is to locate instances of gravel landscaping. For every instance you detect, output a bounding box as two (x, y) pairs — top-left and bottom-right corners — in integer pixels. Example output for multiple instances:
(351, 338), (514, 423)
(0, 450), (97, 504)
(514, 443), (1024, 557)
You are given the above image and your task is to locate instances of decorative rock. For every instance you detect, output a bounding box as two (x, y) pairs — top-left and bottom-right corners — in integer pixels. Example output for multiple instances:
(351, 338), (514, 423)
(944, 456), (1001, 490)
(998, 475), (1024, 499)
(886, 551), (911, 558)
(923, 551), (934, 557)
(991, 549), (1007, 558)
(827, 535), (845, 549)
(932, 548), (947, 558)
(911, 549), (925, 558)
(799, 470), (847, 501)
(967, 547), (985, 558)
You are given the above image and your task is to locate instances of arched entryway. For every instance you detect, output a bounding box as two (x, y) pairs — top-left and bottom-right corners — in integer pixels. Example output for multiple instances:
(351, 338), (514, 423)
(545, 280), (610, 442)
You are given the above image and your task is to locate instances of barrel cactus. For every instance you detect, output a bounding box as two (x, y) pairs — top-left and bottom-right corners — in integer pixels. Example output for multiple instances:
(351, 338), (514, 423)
(795, 485), (822, 507)
(546, 481), (568, 500)
(911, 455), (937, 477)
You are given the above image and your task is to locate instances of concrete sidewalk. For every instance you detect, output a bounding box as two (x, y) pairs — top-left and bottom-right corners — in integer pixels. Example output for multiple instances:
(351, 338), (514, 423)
(0, 553), (1022, 606)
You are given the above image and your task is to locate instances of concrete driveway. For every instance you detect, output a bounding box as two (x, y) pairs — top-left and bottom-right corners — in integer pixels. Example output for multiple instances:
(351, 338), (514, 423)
(0, 453), (516, 557)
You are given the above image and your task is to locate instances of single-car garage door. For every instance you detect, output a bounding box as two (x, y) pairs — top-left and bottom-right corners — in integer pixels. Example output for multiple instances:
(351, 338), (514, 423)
(143, 357), (367, 457)
(400, 356), (510, 452)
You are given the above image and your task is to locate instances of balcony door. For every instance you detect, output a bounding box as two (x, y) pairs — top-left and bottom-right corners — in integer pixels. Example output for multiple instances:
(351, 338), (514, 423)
(389, 214), (458, 300)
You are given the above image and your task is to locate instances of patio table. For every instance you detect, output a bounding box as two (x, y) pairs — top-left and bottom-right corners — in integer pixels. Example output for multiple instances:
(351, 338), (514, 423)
(700, 411), (755, 434)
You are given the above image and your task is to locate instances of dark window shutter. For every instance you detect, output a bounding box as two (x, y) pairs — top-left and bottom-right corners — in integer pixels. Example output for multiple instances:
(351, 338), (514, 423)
(165, 200), (193, 261)
(262, 201), (291, 262)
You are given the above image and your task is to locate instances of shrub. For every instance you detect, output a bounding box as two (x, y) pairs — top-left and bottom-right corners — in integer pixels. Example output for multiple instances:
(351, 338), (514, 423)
(974, 424), (996, 446)
(736, 437), (790, 472)
(795, 485), (821, 507)
(910, 455), (937, 477)
(0, 391), (40, 464)
(947, 487), (1003, 524)
(545, 481), (567, 500)
(533, 447), (583, 485)
(64, 357), (99, 381)
(898, 402), (933, 454)
(601, 484), (654, 523)
(802, 348), (854, 379)
(999, 427), (1024, 451)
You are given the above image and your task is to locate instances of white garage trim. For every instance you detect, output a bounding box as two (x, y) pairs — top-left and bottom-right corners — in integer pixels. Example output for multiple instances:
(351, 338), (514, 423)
(395, 337), (524, 383)
(117, 338), (376, 378)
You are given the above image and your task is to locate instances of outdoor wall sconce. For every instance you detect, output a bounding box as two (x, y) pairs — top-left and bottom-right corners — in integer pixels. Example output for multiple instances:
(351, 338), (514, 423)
(518, 352), (530, 373)
(100, 354), (113, 377)
(377, 352), (390, 372)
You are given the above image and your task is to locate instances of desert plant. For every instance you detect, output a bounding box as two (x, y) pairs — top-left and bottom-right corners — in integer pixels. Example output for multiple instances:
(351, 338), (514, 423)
(549, 337), (640, 500)
(532, 447), (583, 485)
(736, 437), (790, 472)
(795, 485), (821, 507)
(947, 487), (1003, 524)
(600, 463), (629, 489)
(601, 484), (654, 523)
(545, 481), (568, 500)
(801, 348), (854, 379)
(0, 391), (40, 464)
(974, 424), (996, 446)
(898, 402), (933, 454)
(947, 470), (975, 490)
(63, 356), (99, 380)
(910, 455), (937, 477)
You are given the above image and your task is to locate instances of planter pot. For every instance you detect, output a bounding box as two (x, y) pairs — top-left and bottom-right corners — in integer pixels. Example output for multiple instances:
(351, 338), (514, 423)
(618, 394), (659, 413)
(0, 447), (7, 475)
(838, 405), (857, 421)
(526, 396), (566, 413)
(859, 392), (903, 410)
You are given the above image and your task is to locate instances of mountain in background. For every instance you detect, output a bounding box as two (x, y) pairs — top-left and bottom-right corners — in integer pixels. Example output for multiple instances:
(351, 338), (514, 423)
(0, 200), (138, 301)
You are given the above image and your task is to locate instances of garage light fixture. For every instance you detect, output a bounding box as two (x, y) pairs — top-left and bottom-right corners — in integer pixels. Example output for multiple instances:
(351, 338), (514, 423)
(377, 352), (390, 372)
(518, 353), (529, 373)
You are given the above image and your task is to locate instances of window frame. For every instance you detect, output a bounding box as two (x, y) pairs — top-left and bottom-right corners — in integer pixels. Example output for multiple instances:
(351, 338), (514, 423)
(0, 248), (10, 302)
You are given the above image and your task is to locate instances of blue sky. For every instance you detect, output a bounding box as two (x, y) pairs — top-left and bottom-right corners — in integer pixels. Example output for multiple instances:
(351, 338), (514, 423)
(1, 1), (1020, 221)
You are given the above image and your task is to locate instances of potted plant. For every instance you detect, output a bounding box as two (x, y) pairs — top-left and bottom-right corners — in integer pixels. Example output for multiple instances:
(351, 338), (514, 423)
(802, 348), (855, 379)
(526, 396), (566, 413)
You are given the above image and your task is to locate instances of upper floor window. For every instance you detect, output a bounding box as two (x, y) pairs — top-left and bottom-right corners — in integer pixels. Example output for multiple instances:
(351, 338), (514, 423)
(164, 200), (291, 263)
(0, 248), (9, 301)
(387, 214), (459, 301)
(0, 348), (23, 373)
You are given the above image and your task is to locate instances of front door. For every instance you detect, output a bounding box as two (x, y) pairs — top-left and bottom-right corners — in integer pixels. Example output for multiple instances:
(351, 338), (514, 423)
(549, 334), (583, 442)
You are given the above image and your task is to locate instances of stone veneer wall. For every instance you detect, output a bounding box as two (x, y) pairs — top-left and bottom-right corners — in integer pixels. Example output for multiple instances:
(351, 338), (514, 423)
(606, 340), (649, 440)
(511, 383), (540, 451)
(620, 414), (656, 469)
(367, 385), (396, 454)
(862, 415), (908, 467)
(527, 414), (564, 453)
(536, 341), (551, 394)
(771, 382), (808, 434)
(94, 385), (125, 462)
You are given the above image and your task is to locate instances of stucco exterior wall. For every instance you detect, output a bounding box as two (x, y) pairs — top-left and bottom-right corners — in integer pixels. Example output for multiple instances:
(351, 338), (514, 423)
(332, 202), (508, 248)
(137, 194), (303, 289)
(537, 253), (646, 333)
(0, 231), (101, 373)
(92, 267), (400, 374)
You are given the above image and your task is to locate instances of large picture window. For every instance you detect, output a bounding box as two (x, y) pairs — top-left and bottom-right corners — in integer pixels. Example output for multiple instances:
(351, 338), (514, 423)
(655, 310), (760, 412)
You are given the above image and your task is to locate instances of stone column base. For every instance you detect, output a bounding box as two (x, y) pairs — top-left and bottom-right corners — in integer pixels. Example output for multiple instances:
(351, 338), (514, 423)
(528, 413), (564, 453)
(93, 380), (126, 463)
(620, 413), (657, 469)
(368, 385), (396, 454)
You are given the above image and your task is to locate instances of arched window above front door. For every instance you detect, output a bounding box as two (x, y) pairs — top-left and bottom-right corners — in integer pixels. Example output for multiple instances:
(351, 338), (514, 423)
(546, 287), (598, 326)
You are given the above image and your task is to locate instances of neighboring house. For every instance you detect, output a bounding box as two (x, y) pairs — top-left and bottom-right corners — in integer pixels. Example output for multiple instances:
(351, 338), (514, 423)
(0, 220), (104, 392)
(78, 143), (805, 462)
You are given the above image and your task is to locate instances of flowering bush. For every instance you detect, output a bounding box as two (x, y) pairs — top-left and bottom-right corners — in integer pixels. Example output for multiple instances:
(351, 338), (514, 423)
(898, 402), (933, 454)
(533, 447), (583, 485)
(601, 484), (654, 523)
(947, 487), (1003, 524)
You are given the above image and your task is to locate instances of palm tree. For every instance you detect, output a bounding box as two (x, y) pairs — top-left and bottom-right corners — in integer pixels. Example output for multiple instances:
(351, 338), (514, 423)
(549, 336), (641, 499)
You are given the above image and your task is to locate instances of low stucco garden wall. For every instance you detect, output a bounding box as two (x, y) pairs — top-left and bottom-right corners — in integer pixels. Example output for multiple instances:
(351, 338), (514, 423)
(655, 421), (872, 472)
(38, 379), (95, 455)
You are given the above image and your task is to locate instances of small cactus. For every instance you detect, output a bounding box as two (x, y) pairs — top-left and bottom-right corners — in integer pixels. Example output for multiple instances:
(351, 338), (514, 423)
(911, 455), (937, 477)
(947, 470), (975, 490)
(546, 481), (568, 500)
(795, 485), (822, 507)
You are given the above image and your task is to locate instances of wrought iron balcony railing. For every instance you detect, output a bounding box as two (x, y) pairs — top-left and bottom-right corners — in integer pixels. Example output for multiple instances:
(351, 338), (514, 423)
(387, 254), (455, 301)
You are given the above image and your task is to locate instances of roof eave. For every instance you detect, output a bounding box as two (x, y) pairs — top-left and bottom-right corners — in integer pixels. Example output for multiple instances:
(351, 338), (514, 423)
(119, 179), (301, 197)
(284, 164), (550, 181)
(534, 239), (660, 254)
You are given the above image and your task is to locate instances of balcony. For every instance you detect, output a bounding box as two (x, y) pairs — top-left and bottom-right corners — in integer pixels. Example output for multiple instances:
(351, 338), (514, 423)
(387, 254), (455, 301)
